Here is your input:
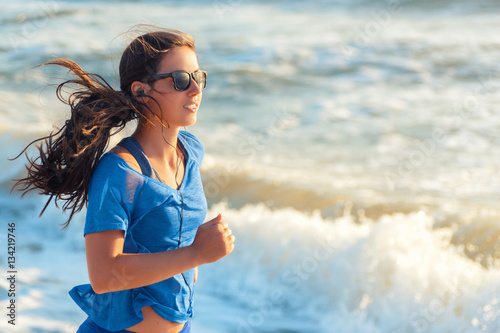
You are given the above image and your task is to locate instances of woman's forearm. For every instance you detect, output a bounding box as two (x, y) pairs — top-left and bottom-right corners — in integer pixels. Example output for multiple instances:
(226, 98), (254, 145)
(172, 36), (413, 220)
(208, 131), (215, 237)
(91, 245), (199, 294)
(86, 215), (233, 294)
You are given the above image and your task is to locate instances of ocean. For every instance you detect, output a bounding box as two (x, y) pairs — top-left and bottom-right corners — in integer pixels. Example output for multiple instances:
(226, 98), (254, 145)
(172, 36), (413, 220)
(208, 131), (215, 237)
(0, 0), (499, 332)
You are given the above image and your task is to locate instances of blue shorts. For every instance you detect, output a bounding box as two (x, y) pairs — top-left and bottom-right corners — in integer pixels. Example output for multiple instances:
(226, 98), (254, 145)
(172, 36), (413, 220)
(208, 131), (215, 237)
(76, 317), (191, 333)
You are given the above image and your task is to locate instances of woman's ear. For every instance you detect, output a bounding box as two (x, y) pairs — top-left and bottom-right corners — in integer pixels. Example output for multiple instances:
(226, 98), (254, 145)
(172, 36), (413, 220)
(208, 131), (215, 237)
(130, 81), (149, 98)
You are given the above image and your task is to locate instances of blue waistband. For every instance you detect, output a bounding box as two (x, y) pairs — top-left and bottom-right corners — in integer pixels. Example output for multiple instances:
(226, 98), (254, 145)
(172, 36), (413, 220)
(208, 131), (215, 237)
(77, 317), (191, 333)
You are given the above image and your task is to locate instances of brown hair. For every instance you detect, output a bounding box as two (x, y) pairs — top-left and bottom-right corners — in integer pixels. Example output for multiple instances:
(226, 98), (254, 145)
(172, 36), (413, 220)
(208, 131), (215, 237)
(11, 27), (195, 228)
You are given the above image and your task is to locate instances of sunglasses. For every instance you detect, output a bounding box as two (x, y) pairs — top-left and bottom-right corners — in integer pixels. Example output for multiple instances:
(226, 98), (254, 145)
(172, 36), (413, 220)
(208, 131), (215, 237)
(145, 70), (207, 91)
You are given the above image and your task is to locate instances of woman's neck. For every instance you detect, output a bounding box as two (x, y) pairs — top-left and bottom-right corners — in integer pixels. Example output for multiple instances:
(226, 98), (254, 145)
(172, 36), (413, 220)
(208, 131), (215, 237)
(132, 123), (181, 165)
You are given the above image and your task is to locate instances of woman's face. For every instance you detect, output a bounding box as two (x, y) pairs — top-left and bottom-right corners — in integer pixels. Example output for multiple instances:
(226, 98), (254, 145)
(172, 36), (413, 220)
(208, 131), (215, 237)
(144, 46), (203, 128)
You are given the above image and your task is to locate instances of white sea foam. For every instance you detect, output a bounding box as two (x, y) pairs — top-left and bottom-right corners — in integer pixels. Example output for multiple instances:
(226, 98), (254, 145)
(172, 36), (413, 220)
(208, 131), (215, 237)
(1, 197), (498, 332)
(198, 203), (500, 332)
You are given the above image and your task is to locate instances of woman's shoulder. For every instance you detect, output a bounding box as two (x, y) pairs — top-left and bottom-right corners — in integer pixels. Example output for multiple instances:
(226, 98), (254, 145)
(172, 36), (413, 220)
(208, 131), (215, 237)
(90, 152), (145, 191)
(181, 131), (204, 166)
(107, 145), (142, 174)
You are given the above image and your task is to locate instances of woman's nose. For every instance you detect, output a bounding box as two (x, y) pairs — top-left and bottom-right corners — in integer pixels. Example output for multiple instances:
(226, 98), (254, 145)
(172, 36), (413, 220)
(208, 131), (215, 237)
(187, 77), (202, 95)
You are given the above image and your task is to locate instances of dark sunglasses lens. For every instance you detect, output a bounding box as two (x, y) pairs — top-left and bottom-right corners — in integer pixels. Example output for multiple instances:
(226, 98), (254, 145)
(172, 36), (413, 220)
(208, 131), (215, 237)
(173, 72), (191, 91)
(193, 72), (207, 90)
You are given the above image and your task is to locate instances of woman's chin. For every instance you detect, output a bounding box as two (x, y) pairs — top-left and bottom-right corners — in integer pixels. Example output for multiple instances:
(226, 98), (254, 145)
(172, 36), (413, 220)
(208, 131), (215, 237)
(183, 114), (197, 127)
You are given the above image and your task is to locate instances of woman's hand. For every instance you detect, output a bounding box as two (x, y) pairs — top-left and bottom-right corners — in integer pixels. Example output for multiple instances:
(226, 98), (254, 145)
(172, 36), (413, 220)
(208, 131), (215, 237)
(190, 214), (235, 265)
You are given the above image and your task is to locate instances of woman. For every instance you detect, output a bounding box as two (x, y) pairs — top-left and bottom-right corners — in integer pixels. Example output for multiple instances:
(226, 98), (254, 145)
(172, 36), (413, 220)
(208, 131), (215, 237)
(13, 27), (234, 333)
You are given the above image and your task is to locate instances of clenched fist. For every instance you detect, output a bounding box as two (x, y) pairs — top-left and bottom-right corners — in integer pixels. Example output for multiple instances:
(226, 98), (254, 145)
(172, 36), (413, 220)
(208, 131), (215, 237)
(190, 214), (235, 265)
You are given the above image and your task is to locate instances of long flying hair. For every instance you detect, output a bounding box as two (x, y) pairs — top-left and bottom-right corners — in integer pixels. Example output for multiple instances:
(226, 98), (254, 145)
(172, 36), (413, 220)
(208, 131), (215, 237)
(11, 27), (195, 228)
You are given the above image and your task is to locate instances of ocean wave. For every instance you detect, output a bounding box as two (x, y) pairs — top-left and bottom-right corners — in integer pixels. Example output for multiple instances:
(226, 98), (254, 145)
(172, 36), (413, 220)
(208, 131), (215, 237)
(1, 191), (499, 332)
(198, 202), (500, 332)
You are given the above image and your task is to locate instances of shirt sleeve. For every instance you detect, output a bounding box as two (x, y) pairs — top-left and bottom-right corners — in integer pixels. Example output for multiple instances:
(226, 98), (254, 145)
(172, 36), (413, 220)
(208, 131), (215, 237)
(84, 155), (141, 236)
(183, 131), (205, 166)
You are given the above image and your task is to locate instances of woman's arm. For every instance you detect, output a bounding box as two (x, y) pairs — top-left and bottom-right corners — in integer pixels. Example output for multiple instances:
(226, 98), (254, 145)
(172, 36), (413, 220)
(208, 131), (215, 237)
(86, 214), (233, 294)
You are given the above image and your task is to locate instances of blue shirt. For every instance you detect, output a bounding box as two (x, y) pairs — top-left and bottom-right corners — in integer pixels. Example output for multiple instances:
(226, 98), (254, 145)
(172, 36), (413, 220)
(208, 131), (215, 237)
(69, 131), (207, 331)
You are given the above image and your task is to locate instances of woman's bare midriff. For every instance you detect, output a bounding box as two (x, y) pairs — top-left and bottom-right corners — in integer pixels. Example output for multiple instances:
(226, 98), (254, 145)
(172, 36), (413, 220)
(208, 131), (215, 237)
(125, 306), (185, 333)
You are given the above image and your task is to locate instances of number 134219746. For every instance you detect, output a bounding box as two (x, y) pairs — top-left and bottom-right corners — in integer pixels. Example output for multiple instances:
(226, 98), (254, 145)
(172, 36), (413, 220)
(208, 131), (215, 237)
(7, 222), (16, 325)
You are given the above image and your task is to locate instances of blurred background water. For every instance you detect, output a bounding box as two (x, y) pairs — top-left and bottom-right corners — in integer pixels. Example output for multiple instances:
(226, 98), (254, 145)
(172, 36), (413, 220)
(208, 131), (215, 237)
(0, 0), (499, 332)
